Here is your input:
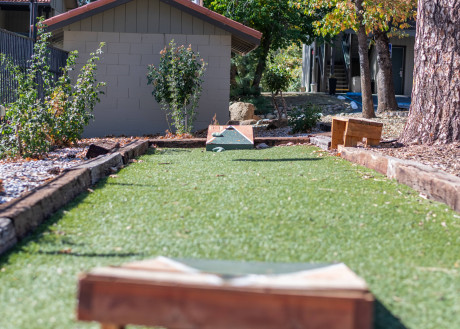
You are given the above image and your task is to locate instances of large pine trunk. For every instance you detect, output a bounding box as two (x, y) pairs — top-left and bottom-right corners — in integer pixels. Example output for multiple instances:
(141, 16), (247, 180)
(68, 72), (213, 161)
(375, 31), (399, 112)
(399, 0), (460, 144)
(355, 0), (375, 118)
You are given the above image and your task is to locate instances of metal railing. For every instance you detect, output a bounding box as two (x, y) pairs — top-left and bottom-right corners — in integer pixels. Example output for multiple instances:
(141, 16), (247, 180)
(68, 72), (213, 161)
(341, 34), (351, 85)
(0, 28), (69, 106)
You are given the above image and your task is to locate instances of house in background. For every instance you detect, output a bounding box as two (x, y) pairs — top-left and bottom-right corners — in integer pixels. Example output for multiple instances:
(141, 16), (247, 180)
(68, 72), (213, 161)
(43, 0), (261, 137)
(302, 29), (415, 97)
(0, 0), (78, 35)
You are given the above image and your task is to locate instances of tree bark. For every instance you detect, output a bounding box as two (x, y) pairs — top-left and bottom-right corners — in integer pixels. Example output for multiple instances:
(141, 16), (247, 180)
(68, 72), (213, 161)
(399, 0), (460, 144)
(355, 0), (375, 118)
(252, 34), (272, 89)
(374, 30), (399, 112)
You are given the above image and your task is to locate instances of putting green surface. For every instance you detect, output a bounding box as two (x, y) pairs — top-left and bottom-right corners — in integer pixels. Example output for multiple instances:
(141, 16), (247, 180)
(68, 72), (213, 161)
(0, 146), (458, 329)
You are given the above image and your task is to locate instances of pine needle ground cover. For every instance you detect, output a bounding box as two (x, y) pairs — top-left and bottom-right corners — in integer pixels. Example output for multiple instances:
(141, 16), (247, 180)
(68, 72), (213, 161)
(0, 146), (458, 329)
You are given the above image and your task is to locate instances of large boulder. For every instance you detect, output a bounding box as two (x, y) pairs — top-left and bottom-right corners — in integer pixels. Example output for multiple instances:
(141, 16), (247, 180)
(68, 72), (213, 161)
(229, 102), (256, 121)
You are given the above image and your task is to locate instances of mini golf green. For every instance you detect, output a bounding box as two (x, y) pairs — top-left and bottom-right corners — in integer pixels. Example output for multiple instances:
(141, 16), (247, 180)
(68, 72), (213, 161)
(0, 146), (458, 329)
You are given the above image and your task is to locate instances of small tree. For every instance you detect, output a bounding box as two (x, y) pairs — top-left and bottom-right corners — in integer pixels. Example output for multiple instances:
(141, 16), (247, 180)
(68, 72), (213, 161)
(147, 40), (207, 135)
(263, 64), (292, 119)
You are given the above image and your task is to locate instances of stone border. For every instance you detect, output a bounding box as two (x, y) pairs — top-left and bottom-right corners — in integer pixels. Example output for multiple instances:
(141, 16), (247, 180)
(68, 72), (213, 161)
(340, 147), (460, 213)
(148, 137), (311, 148)
(310, 135), (460, 213)
(0, 140), (149, 256)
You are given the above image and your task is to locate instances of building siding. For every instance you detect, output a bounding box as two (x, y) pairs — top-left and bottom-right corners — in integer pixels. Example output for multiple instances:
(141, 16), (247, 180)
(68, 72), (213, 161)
(370, 36), (415, 96)
(63, 29), (231, 136)
(64, 0), (229, 36)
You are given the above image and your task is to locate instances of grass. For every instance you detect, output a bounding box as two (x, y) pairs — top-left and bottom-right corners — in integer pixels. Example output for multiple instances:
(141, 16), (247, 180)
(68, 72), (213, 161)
(0, 146), (459, 329)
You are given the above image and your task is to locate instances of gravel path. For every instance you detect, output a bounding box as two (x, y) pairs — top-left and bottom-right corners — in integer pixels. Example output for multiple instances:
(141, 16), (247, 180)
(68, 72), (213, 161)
(0, 147), (86, 204)
(0, 137), (137, 205)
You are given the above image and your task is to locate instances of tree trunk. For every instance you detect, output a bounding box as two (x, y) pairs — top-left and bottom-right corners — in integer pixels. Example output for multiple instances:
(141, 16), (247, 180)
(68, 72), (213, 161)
(355, 0), (375, 118)
(374, 30), (399, 112)
(399, 0), (460, 144)
(252, 34), (271, 89)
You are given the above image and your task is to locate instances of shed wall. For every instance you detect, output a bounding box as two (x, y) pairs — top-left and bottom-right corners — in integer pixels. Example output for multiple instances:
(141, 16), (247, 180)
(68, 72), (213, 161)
(64, 30), (231, 136)
(61, 0), (231, 137)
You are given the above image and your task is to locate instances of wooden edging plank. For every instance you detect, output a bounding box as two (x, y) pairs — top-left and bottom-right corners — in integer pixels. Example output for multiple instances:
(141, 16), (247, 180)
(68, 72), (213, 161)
(148, 137), (311, 148)
(0, 140), (149, 256)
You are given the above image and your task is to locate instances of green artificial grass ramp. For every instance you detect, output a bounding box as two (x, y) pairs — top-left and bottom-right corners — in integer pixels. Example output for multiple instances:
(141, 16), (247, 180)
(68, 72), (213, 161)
(0, 146), (459, 329)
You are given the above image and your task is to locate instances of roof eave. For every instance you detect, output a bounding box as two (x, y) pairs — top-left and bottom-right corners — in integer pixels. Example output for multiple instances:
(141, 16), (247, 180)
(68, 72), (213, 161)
(43, 0), (261, 53)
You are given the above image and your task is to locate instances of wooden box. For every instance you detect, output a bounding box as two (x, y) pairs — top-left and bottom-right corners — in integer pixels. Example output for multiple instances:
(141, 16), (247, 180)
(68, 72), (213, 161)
(331, 117), (383, 149)
(77, 257), (374, 329)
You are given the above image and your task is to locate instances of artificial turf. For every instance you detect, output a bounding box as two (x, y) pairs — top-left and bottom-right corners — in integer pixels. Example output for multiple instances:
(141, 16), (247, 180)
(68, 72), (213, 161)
(0, 146), (458, 329)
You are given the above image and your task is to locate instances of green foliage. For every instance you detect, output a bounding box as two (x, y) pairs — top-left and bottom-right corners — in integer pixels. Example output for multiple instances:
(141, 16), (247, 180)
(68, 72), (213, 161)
(205, 0), (316, 88)
(230, 54), (260, 98)
(244, 96), (272, 115)
(264, 44), (303, 92)
(0, 22), (105, 158)
(263, 65), (292, 94)
(147, 40), (207, 135)
(288, 104), (321, 133)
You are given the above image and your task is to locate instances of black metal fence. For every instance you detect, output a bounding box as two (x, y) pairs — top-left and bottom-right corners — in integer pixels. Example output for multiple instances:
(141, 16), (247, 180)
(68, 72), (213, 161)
(0, 28), (69, 106)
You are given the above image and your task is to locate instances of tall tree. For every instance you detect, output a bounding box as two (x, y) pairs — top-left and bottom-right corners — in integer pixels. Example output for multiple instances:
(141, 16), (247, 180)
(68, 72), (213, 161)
(204, 0), (315, 89)
(365, 1), (417, 112)
(296, 0), (416, 117)
(399, 0), (459, 144)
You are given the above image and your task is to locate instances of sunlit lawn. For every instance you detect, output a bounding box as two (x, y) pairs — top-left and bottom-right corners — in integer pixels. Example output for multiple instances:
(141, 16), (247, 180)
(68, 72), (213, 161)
(0, 146), (458, 329)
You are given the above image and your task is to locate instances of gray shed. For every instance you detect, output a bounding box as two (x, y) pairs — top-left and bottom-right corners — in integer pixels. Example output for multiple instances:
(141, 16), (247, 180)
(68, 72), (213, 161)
(44, 0), (261, 137)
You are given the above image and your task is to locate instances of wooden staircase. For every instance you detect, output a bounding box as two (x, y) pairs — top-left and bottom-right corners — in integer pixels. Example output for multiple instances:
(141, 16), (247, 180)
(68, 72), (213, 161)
(327, 64), (349, 92)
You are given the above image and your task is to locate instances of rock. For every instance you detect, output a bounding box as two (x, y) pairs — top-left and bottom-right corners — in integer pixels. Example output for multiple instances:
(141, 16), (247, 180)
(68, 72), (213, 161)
(319, 122), (332, 132)
(47, 167), (61, 175)
(0, 179), (4, 195)
(266, 113), (276, 120)
(267, 118), (288, 129)
(0, 218), (17, 255)
(350, 101), (359, 110)
(86, 141), (120, 159)
(256, 119), (271, 125)
(241, 119), (257, 125)
(229, 102), (256, 121)
(256, 143), (269, 149)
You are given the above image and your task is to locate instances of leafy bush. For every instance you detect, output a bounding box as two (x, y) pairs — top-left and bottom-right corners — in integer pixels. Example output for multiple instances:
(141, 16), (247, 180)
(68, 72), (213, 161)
(263, 64), (293, 94)
(288, 104), (321, 133)
(229, 54), (260, 99)
(0, 22), (105, 157)
(147, 40), (207, 135)
(263, 44), (302, 92)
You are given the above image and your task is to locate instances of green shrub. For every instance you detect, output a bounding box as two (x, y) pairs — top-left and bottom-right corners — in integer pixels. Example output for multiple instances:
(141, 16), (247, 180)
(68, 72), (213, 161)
(229, 54), (260, 99)
(147, 40), (207, 135)
(263, 64), (292, 95)
(0, 21), (105, 157)
(288, 104), (321, 133)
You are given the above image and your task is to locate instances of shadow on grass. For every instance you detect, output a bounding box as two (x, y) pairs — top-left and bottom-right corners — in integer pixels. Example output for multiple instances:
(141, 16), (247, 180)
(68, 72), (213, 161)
(233, 158), (323, 162)
(160, 149), (192, 153)
(37, 250), (145, 258)
(106, 182), (157, 188)
(374, 299), (407, 329)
